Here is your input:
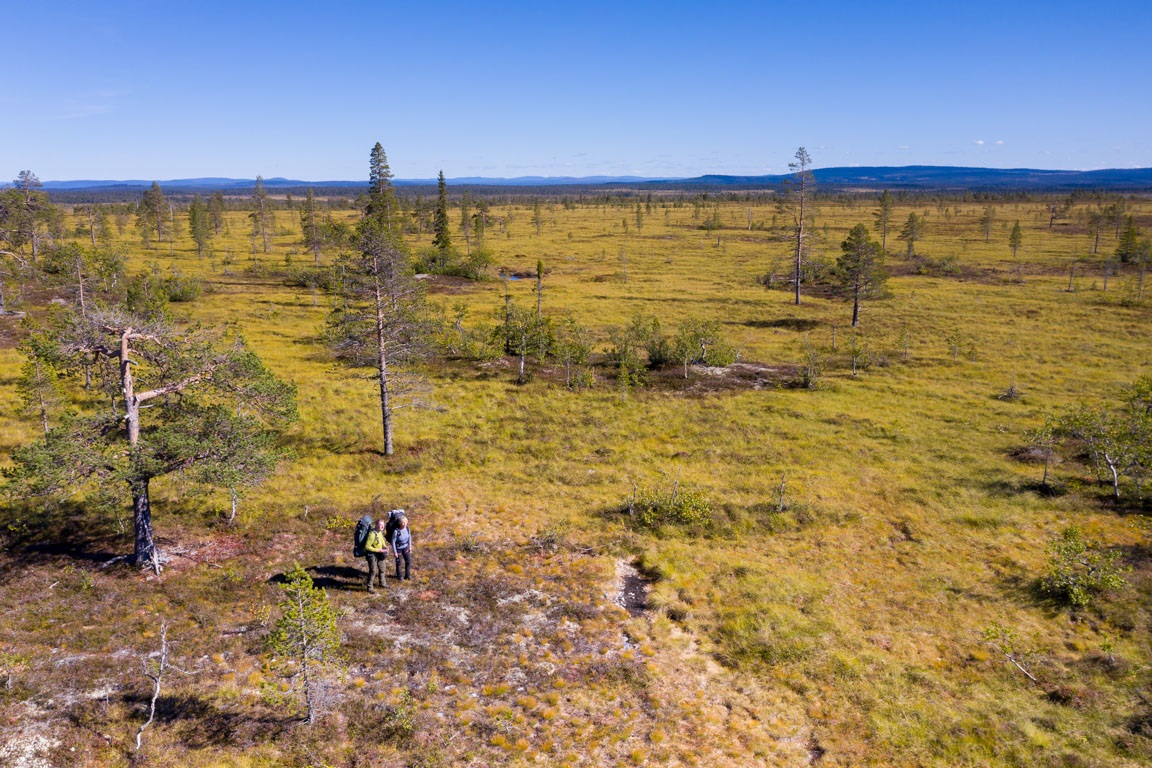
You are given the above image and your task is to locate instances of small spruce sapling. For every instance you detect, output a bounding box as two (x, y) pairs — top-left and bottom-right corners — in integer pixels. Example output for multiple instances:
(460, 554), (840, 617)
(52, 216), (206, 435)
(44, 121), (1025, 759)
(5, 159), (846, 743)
(267, 564), (345, 724)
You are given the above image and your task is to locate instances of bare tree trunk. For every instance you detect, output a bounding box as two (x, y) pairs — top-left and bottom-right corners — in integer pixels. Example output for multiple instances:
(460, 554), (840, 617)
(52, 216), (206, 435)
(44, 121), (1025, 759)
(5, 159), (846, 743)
(536, 267), (543, 319)
(296, 590), (317, 724)
(536, 262), (546, 357)
(131, 478), (155, 567)
(1106, 456), (1121, 499)
(373, 263), (394, 456)
(793, 163), (808, 306)
(76, 260), (87, 318)
(518, 329), (527, 385)
(34, 359), (49, 435)
(122, 331), (139, 444)
(793, 209), (804, 306)
(121, 329), (155, 567)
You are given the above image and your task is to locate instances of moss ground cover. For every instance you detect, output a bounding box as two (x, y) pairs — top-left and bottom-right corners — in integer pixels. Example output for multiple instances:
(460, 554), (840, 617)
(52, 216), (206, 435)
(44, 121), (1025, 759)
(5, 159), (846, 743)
(0, 193), (1150, 766)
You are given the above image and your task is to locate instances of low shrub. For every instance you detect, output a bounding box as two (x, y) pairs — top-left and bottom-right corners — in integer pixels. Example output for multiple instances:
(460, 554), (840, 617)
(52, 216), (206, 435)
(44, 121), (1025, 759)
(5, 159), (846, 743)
(163, 275), (204, 302)
(1041, 527), (1127, 609)
(627, 486), (712, 529)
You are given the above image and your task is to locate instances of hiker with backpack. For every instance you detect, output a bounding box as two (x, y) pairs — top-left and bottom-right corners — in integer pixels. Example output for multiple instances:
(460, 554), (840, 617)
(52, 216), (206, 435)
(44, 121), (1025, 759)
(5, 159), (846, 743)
(363, 519), (390, 593)
(384, 508), (405, 545)
(391, 515), (412, 581)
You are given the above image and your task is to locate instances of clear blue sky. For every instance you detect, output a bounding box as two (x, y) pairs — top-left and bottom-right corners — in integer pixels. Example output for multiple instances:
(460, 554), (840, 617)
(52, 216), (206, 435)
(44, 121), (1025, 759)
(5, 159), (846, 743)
(3, 0), (1149, 181)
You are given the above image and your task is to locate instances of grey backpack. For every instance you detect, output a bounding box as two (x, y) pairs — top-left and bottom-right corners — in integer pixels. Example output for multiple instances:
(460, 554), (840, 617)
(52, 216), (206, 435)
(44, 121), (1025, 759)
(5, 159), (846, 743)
(353, 514), (374, 558)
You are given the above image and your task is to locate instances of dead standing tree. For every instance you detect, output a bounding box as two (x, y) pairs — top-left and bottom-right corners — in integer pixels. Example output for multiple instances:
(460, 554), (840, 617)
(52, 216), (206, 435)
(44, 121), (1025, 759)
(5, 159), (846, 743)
(778, 147), (815, 305)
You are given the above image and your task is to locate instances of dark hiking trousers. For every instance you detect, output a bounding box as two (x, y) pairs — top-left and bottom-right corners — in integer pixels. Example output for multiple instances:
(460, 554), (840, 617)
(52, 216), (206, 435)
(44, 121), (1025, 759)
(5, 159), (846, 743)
(366, 553), (387, 589)
(394, 548), (410, 580)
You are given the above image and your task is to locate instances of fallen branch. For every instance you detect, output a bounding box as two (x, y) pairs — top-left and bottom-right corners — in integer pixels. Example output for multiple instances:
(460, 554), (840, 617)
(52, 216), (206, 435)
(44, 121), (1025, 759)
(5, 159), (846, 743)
(983, 623), (1039, 685)
(136, 621), (169, 751)
(100, 554), (131, 569)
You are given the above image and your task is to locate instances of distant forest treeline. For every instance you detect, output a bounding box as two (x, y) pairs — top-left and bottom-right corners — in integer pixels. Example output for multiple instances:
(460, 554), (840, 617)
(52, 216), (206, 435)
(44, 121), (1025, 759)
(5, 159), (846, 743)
(35, 166), (1152, 204)
(43, 185), (1148, 208)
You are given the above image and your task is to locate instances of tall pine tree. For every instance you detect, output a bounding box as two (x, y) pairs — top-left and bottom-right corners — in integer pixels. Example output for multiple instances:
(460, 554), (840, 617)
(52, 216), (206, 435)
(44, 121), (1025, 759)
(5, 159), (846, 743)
(188, 194), (212, 258)
(326, 143), (428, 456)
(300, 188), (323, 263)
(367, 143), (396, 229)
(252, 175), (272, 253)
(432, 170), (452, 258)
(836, 224), (887, 327)
(136, 182), (168, 249)
(208, 191), (227, 236)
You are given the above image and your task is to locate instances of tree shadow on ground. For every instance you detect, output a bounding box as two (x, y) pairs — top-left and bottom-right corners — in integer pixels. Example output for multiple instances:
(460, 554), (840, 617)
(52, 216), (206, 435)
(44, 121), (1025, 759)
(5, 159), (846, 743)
(119, 692), (293, 748)
(957, 476), (1066, 500)
(1118, 542), (1152, 569)
(267, 564), (366, 591)
(0, 500), (126, 576)
(996, 571), (1067, 617)
(23, 541), (122, 564)
(743, 318), (823, 331)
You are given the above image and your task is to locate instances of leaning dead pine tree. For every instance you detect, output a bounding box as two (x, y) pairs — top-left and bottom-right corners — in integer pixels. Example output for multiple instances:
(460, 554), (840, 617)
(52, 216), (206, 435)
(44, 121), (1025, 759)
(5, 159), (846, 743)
(4, 307), (297, 568)
(778, 147), (815, 305)
(325, 143), (429, 456)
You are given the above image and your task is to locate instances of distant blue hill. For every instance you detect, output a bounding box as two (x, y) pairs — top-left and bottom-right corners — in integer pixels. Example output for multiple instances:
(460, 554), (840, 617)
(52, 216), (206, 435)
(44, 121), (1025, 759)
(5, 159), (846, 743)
(34, 166), (1152, 193)
(38, 175), (674, 190)
(658, 166), (1152, 190)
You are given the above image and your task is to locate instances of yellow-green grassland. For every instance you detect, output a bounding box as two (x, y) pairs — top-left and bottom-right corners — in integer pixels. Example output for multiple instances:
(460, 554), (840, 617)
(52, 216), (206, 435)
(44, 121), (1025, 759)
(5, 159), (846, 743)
(1, 187), (1150, 767)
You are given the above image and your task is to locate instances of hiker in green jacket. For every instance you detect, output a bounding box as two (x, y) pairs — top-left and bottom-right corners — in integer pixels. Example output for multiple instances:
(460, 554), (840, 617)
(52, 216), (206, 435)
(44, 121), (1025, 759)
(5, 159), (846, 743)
(364, 519), (389, 592)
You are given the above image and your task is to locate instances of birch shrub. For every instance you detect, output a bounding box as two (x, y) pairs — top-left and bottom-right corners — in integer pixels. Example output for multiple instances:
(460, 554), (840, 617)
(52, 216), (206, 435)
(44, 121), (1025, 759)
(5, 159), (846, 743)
(628, 486), (712, 529)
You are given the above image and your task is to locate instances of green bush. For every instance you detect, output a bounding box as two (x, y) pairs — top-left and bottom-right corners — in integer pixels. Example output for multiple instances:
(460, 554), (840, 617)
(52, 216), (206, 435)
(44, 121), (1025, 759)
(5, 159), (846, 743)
(609, 314), (668, 371)
(671, 318), (737, 375)
(163, 275), (204, 302)
(414, 246), (493, 280)
(1041, 526), (1127, 609)
(284, 266), (337, 291)
(628, 486), (712, 529)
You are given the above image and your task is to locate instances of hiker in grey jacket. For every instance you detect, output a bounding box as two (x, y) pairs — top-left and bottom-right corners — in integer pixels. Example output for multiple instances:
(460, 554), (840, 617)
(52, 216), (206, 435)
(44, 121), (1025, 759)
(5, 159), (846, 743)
(392, 516), (412, 581)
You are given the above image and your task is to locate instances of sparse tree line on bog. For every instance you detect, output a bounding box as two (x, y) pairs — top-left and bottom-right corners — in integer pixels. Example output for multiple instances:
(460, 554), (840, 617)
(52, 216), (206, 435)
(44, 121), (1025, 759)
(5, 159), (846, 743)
(2, 147), (1151, 570)
(2, 151), (1152, 750)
